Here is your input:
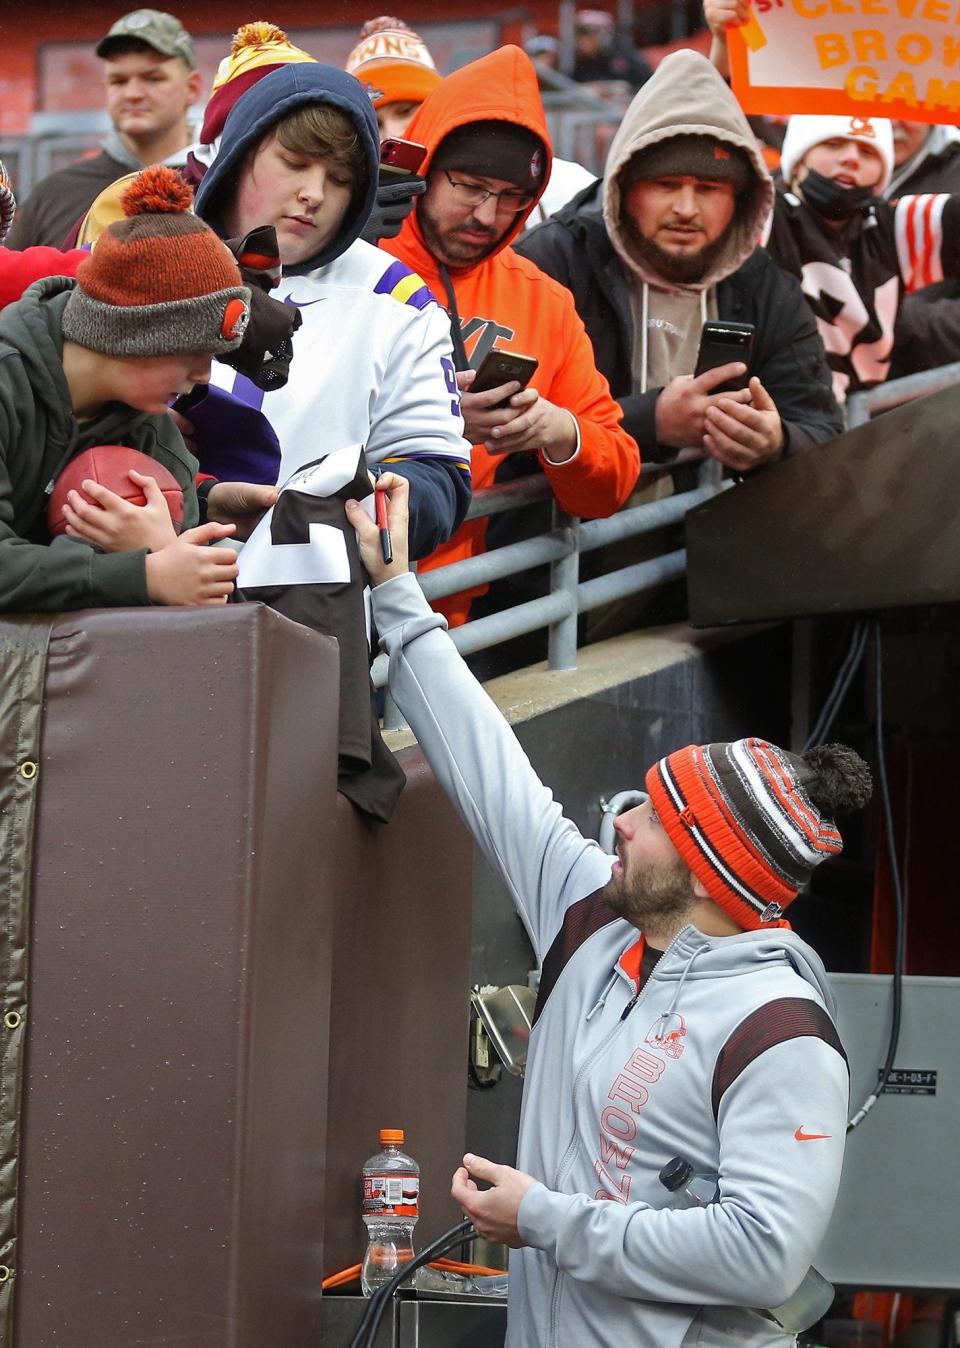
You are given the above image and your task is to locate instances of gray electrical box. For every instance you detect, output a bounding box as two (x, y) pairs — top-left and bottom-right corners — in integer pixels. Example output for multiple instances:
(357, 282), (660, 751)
(819, 974), (960, 1288)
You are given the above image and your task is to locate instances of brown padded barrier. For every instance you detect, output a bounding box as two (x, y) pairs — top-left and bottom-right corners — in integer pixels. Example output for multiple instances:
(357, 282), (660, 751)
(13, 602), (475, 1346)
(15, 603), (341, 1347)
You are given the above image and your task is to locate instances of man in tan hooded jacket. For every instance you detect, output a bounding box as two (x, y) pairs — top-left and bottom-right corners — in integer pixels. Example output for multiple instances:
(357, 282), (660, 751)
(518, 50), (842, 471)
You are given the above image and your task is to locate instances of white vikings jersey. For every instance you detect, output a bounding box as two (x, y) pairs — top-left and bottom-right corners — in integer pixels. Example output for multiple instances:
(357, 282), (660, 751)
(210, 238), (470, 532)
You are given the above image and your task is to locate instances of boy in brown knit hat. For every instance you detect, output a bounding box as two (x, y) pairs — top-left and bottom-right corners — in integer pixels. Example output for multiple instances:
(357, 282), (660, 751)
(0, 166), (276, 613)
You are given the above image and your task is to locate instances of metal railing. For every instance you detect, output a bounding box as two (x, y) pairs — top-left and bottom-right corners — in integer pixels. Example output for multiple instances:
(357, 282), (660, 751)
(372, 452), (724, 726)
(846, 361), (960, 427)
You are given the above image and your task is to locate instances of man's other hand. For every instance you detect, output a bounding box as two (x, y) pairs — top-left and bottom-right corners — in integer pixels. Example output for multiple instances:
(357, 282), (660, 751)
(344, 471), (410, 586)
(205, 481), (278, 541)
(457, 369), (578, 462)
(654, 362), (752, 449)
(451, 1153), (537, 1248)
(704, 375), (784, 470)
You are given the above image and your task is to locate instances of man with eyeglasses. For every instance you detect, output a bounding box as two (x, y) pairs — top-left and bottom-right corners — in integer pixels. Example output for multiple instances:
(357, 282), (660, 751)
(382, 45), (640, 632)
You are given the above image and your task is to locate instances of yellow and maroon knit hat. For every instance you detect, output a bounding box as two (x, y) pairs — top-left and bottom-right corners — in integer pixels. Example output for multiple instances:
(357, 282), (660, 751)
(345, 17), (440, 109)
(645, 738), (872, 930)
(62, 166), (250, 359)
(199, 21), (316, 146)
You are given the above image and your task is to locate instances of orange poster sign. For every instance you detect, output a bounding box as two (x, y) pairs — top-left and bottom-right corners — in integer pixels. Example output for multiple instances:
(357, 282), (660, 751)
(729, 0), (960, 124)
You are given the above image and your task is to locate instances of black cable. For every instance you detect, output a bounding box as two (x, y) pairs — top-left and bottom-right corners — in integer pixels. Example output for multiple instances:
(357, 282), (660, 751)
(810, 619), (868, 746)
(848, 619), (905, 1131)
(803, 618), (869, 751)
(349, 1217), (476, 1348)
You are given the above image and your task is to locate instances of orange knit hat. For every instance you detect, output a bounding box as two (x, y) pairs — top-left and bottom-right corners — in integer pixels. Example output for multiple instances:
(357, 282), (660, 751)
(62, 167), (250, 358)
(645, 739), (872, 930)
(345, 17), (440, 109)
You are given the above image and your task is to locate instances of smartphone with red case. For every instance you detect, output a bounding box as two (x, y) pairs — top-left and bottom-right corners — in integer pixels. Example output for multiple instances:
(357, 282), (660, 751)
(379, 138), (427, 182)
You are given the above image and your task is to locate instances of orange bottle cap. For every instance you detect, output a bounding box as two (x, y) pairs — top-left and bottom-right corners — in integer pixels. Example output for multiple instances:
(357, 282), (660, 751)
(380, 1128), (404, 1145)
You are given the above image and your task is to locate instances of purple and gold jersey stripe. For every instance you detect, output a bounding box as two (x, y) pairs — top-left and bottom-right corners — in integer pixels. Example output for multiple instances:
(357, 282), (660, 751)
(374, 260), (437, 310)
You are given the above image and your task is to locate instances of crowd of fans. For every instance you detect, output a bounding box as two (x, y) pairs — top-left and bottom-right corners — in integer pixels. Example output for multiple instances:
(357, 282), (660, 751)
(0, 4), (956, 779)
(0, 11), (944, 1340)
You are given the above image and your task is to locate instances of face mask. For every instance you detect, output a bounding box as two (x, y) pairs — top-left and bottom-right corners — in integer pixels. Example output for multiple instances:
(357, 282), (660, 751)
(799, 168), (877, 221)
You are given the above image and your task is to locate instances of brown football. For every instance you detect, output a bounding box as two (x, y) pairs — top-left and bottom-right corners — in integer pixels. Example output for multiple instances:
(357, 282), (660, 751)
(47, 445), (185, 538)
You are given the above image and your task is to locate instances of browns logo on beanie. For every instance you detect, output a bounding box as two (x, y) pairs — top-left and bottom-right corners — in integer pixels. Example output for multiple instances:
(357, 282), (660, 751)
(62, 166), (251, 359)
(645, 738), (872, 931)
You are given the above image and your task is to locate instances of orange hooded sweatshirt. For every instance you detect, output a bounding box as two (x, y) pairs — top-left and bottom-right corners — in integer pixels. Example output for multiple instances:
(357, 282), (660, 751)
(382, 45), (640, 625)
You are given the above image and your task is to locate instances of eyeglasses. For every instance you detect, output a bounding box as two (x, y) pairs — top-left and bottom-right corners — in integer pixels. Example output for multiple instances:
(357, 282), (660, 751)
(443, 171), (533, 214)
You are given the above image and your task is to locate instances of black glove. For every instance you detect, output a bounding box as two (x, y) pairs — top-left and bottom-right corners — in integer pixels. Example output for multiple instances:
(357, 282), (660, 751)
(219, 225), (302, 392)
(359, 176), (427, 245)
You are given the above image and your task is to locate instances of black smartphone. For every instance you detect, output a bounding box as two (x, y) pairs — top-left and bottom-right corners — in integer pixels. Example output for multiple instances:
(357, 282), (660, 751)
(378, 137), (427, 185)
(471, 350), (539, 408)
(694, 321), (755, 392)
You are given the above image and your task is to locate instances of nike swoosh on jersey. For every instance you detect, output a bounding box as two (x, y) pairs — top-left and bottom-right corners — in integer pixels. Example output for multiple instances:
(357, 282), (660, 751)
(794, 1127), (831, 1141)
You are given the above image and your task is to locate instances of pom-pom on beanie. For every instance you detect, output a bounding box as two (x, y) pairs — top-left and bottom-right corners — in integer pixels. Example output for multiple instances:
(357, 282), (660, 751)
(645, 738), (872, 930)
(62, 166), (251, 359)
(199, 21), (316, 146)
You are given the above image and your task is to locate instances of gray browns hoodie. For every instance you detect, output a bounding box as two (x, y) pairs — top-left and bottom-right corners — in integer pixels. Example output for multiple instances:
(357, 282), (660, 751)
(602, 50), (774, 395)
(373, 570), (849, 1348)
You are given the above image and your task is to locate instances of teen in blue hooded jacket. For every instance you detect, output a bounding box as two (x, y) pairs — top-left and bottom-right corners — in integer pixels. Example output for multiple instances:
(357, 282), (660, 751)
(193, 61), (471, 563)
(192, 63), (471, 820)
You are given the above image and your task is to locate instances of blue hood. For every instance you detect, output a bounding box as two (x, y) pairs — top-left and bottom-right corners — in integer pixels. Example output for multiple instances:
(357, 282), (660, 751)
(194, 63), (380, 273)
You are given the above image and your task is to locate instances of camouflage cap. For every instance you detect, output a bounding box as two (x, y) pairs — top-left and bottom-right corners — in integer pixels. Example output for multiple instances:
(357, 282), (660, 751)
(97, 10), (196, 68)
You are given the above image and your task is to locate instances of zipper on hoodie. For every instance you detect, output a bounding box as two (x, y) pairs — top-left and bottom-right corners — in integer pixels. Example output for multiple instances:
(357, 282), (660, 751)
(545, 934), (691, 1345)
(545, 931), (705, 1346)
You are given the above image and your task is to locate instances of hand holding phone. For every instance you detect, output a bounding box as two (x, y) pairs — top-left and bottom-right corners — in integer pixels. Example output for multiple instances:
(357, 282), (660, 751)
(361, 141), (428, 244)
(694, 320), (755, 393)
(469, 350), (539, 409)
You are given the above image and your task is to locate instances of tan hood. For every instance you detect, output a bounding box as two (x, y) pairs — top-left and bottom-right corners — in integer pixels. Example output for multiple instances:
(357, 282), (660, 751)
(602, 49), (773, 294)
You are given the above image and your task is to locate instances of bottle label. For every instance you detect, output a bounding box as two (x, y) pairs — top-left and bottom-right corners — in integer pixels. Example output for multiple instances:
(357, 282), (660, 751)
(363, 1174), (419, 1217)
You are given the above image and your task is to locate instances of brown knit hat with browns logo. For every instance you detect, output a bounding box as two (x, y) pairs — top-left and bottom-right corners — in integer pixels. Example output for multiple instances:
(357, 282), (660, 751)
(62, 166), (251, 358)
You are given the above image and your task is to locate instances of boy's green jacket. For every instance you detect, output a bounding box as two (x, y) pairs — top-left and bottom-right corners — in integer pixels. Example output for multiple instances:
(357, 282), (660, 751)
(0, 276), (200, 613)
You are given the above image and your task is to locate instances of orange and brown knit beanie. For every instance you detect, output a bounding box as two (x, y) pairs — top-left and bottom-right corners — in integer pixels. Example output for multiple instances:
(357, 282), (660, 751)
(62, 166), (251, 359)
(645, 739), (872, 931)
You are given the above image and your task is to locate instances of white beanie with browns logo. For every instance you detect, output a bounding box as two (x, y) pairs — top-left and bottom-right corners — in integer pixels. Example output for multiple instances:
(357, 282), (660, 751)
(780, 114), (894, 194)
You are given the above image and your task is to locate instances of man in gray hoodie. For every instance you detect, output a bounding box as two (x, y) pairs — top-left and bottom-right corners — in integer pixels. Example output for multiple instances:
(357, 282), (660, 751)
(517, 50), (842, 470)
(347, 474), (872, 1348)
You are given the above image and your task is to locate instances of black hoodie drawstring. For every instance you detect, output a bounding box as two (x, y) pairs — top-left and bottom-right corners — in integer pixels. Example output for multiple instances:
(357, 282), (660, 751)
(438, 262), (470, 372)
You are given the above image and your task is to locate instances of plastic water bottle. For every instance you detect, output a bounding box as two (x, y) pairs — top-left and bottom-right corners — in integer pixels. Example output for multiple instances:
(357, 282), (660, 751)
(360, 1128), (420, 1297)
(659, 1157), (835, 1333)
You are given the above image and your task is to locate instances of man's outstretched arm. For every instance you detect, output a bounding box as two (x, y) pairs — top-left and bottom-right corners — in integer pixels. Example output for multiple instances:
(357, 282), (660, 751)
(345, 477), (613, 960)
